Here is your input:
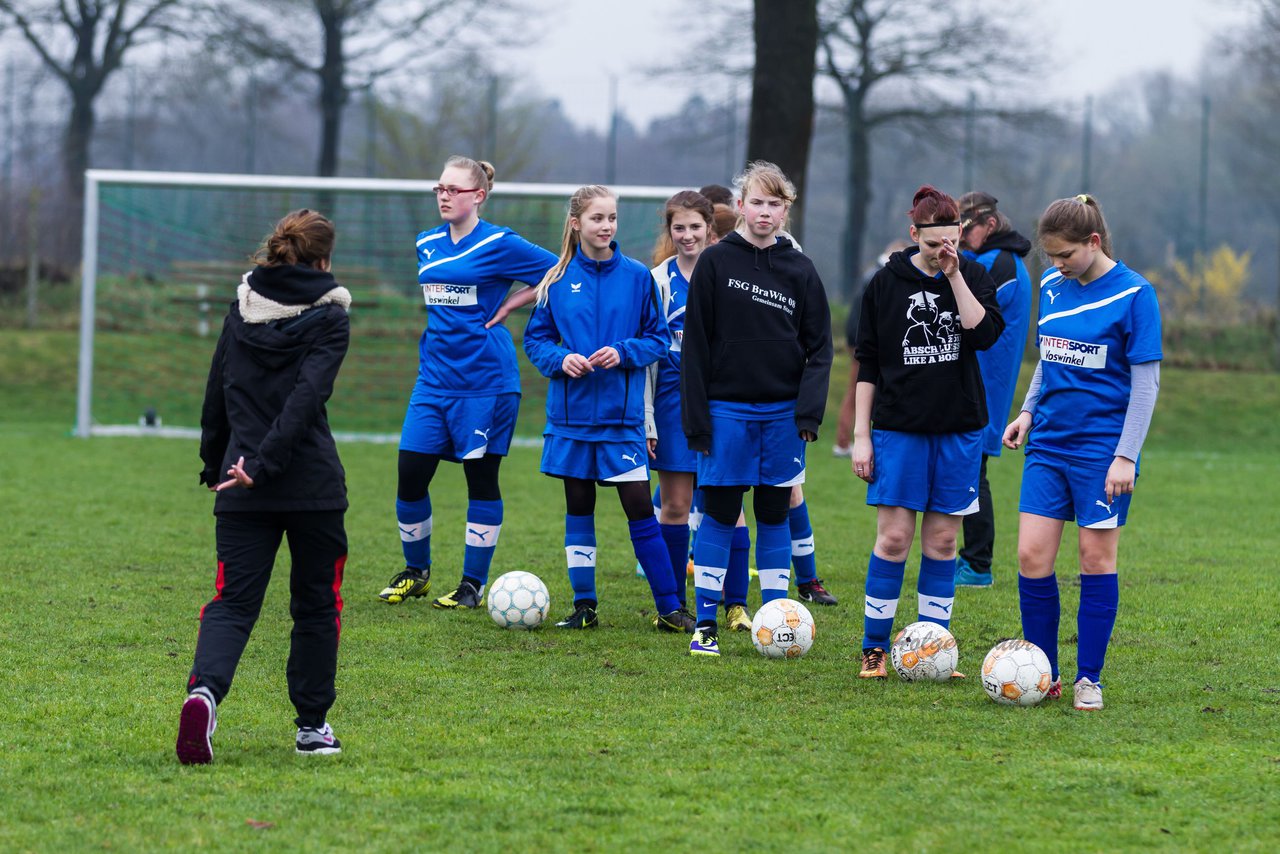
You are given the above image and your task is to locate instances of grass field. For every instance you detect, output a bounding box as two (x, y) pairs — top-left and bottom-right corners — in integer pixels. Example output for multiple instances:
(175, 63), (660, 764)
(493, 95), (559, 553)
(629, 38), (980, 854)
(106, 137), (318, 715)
(1, 330), (1278, 852)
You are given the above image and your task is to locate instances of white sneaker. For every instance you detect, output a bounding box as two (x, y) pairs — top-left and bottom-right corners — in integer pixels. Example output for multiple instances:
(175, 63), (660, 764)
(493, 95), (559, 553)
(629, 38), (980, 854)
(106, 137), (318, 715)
(296, 722), (342, 755)
(832, 444), (852, 458)
(1073, 678), (1104, 711)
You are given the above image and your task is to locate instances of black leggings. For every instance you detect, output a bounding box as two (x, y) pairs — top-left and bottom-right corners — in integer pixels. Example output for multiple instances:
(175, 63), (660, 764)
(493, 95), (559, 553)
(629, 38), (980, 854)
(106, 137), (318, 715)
(701, 484), (790, 527)
(563, 477), (654, 521)
(190, 510), (346, 728)
(397, 450), (502, 502)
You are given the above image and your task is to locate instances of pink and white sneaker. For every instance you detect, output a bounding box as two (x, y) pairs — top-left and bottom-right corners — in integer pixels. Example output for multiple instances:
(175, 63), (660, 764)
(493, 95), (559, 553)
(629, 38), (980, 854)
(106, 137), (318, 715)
(296, 722), (342, 755)
(176, 688), (216, 765)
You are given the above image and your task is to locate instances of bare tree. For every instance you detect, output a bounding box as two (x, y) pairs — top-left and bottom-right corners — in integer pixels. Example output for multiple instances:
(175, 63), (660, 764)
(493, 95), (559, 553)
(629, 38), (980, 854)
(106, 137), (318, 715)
(747, 0), (818, 239)
(818, 0), (1031, 283)
(216, 0), (521, 177)
(0, 1), (189, 197)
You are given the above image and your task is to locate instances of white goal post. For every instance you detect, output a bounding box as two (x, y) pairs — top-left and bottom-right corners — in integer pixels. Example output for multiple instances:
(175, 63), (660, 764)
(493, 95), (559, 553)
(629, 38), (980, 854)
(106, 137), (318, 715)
(75, 169), (685, 442)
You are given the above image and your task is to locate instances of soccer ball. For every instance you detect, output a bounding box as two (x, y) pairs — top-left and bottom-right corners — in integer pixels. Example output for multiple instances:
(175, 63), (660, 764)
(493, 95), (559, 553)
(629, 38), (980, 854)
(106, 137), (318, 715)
(981, 639), (1054, 706)
(890, 621), (959, 682)
(751, 598), (815, 659)
(486, 571), (550, 630)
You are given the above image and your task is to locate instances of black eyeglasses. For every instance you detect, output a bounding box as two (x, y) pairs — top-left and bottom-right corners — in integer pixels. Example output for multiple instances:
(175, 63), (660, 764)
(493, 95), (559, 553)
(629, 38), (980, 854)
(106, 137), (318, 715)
(434, 185), (482, 198)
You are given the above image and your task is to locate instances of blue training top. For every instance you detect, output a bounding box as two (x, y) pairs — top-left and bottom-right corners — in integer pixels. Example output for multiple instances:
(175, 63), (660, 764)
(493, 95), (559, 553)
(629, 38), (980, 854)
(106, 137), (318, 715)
(523, 243), (670, 442)
(1030, 261), (1163, 468)
(964, 244), (1032, 456)
(414, 219), (557, 397)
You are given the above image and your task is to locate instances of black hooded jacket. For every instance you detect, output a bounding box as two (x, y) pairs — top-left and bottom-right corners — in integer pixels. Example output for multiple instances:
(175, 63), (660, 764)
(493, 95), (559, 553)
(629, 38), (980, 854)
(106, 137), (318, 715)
(199, 264), (351, 513)
(979, 229), (1033, 288)
(855, 247), (1003, 434)
(681, 231), (833, 451)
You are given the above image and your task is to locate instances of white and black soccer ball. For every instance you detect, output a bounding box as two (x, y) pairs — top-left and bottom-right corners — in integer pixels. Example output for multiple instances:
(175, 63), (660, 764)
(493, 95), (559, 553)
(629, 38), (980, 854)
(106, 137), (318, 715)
(751, 598), (815, 659)
(890, 621), (959, 682)
(981, 639), (1054, 706)
(486, 571), (550, 630)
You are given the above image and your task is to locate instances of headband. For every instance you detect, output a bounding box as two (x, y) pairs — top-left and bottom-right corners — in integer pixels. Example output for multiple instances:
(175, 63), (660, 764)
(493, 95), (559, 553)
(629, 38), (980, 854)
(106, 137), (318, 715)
(960, 205), (996, 229)
(913, 220), (961, 229)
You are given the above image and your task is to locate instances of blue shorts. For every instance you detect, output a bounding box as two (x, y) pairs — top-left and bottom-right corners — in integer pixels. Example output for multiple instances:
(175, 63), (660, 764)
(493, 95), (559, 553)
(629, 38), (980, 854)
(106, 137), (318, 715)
(1019, 451), (1132, 529)
(651, 369), (696, 473)
(696, 413), (806, 488)
(541, 434), (651, 483)
(866, 429), (982, 515)
(400, 391), (518, 461)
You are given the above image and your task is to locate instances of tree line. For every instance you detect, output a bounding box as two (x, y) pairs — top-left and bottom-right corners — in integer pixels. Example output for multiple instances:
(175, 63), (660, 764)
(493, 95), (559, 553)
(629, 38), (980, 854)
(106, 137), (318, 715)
(2, 0), (1278, 326)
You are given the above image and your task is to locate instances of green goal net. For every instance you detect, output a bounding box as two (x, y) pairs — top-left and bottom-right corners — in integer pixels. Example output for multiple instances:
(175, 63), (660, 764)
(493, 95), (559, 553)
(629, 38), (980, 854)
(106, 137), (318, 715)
(76, 170), (682, 441)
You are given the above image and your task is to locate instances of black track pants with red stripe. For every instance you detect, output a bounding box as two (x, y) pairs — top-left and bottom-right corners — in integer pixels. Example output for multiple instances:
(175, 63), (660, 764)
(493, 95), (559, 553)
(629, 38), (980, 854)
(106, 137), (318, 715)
(188, 509), (347, 729)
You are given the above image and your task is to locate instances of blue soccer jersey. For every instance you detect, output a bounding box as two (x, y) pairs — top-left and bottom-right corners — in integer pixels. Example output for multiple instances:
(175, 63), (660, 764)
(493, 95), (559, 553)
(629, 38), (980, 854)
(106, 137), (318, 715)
(655, 257), (690, 373)
(1030, 261), (1163, 467)
(414, 220), (556, 397)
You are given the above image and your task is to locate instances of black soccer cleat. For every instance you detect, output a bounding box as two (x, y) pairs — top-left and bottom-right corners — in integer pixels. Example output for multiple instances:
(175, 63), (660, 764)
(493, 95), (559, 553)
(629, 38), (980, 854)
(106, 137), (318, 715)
(797, 578), (839, 605)
(555, 603), (599, 629)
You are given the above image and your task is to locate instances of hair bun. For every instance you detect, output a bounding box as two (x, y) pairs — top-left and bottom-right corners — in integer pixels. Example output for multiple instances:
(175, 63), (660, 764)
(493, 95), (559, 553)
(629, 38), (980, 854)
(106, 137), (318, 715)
(913, 185), (943, 205)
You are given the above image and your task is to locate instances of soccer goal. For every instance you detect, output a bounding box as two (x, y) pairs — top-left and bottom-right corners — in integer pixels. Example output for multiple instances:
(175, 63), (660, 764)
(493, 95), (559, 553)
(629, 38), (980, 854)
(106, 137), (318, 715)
(76, 169), (685, 441)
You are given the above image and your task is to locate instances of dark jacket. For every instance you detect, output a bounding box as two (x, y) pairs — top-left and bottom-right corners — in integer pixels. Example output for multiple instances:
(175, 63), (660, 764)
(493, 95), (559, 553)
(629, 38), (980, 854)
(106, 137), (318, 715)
(681, 231), (833, 451)
(199, 264), (351, 513)
(855, 247), (1003, 434)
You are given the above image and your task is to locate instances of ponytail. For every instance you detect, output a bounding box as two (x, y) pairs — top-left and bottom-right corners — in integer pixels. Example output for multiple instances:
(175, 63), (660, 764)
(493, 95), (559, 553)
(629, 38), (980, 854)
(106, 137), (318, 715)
(1038, 194), (1113, 257)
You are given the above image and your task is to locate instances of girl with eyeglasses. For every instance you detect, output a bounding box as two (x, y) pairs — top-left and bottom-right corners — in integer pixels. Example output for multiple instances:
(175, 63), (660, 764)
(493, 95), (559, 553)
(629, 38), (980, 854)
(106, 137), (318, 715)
(377, 156), (557, 612)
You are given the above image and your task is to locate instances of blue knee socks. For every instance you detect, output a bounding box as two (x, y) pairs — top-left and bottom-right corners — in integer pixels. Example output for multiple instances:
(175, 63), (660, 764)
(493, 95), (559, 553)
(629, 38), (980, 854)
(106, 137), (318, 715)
(693, 517), (733, 625)
(789, 501), (817, 585)
(1077, 573), (1118, 684)
(1019, 573), (1060, 680)
(917, 555), (956, 629)
(396, 496), (432, 572)
(461, 499), (502, 589)
(723, 525), (751, 607)
(659, 522), (689, 607)
(632, 518), (681, 615)
(756, 521), (791, 604)
(564, 514), (597, 606)
(862, 553), (905, 649)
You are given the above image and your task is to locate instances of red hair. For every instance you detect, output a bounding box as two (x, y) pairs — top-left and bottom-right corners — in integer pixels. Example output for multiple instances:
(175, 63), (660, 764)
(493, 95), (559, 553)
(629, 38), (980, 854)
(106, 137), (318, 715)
(907, 185), (959, 225)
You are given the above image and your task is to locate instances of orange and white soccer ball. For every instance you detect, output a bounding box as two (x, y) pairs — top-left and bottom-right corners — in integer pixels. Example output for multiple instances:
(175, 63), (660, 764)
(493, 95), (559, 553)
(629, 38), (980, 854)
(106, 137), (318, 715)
(981, 639), (1054, 706)
(751, 598), (815, 659)
(890, 621), (959, 682)
(487, 571), (550, 630)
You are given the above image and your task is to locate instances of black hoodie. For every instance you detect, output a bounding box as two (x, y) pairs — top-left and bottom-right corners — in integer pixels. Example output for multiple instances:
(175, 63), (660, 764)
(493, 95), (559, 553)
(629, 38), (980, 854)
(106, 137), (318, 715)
(978, 229), (1033, 288)
(681, 231), (833, 451)
(855, 247), (1003, 434)
(199, 264), (351, 513)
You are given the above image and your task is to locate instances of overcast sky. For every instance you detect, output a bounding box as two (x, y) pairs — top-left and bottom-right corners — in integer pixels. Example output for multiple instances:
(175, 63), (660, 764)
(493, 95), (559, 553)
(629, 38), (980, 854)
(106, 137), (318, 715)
(503, 0), (1250, 131)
